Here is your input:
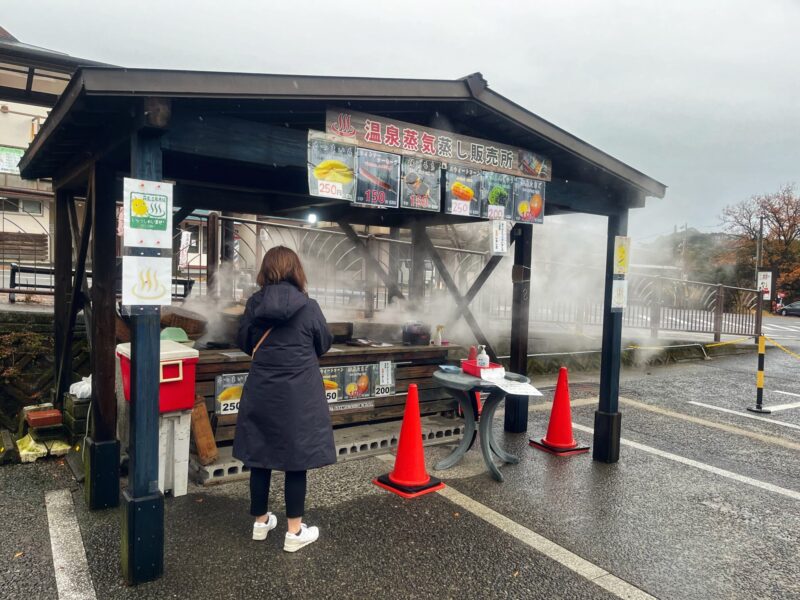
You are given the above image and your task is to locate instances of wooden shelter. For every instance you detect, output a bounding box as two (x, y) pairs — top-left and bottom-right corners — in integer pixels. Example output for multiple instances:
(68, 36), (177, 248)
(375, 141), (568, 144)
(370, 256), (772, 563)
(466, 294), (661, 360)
(20, 67), (665, 583)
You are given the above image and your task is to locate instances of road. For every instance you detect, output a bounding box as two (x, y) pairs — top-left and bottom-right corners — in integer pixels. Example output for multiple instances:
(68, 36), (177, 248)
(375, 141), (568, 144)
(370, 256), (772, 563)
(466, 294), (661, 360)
(2, 325), (800, 599)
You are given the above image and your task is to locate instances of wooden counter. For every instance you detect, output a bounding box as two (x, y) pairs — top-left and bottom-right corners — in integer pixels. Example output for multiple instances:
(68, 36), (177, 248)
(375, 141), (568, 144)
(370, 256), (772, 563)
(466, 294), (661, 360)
(195, 344), (458, 441)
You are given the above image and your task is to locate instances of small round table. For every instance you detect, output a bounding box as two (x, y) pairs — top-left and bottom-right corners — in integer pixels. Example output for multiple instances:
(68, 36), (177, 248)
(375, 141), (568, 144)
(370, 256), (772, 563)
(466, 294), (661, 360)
(432, 370), (530, 482)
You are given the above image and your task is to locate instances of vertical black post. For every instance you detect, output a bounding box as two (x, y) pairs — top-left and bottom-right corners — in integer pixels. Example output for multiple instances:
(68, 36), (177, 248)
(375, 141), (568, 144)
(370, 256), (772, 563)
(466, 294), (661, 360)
(121, 130), (165, 585)
(505, 223), (532, 433)
(410, 222), (426, 308)
(593, 211), (628, 463)
(53, 188), (73, 403)
(388, 227), (400, 303)
(207, 212), (220, 297)
(84, 162), (121, 510)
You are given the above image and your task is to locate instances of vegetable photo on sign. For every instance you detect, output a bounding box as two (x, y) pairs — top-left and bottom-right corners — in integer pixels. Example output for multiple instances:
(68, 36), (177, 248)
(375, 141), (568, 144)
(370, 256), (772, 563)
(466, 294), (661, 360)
(444, 164), (482, 217)
(512, 177), (545, 224)
(355, 148), (400, 208)
(480, 172), (514, 220)
(401, 157), (441, 212)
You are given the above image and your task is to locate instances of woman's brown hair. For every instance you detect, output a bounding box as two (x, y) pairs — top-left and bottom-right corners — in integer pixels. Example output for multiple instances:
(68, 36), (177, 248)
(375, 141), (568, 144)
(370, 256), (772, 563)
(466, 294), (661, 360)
(256, 246), (308, 293)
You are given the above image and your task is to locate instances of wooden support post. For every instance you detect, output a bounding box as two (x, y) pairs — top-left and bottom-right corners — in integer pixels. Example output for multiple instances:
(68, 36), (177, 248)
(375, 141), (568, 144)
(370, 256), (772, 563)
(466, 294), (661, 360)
(221, 211), (236, 264)
(121, 126), (165, 586)
(593, 210), (628, 463)
(505, 223), (532, 433)
(410, 222), (426, 307)
(84, 162), (122, 512)
(53, 188), (73, 404)
(207, 211), (220, 297)
(364, 232), (375, 318)
(388, 227), (401, 303)
(90, 163), (118, 442)
(415, 227), (499, 361)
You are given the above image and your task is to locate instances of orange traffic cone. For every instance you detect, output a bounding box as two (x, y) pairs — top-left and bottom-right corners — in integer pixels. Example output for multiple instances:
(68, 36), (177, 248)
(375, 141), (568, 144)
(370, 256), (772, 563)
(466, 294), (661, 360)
(529, 367), (589, 456)
(373, 384), (445, 498)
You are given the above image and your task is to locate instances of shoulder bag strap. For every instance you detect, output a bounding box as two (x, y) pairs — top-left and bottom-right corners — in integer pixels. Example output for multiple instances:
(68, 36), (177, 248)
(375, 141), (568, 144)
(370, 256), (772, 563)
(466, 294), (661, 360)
(251, 327), (273, 358)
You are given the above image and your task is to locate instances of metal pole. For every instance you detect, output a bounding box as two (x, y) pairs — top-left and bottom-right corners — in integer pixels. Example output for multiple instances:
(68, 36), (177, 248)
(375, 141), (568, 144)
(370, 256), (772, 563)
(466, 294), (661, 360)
(755, 215), (764, 287)
(748, 335), (770, 414)
(593, 211), (628, 463)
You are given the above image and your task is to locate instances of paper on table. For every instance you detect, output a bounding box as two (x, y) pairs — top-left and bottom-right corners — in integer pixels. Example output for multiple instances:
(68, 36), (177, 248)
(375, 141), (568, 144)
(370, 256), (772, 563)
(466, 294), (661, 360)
(220, 351), (248, 359)
(487, 378), (543, 397)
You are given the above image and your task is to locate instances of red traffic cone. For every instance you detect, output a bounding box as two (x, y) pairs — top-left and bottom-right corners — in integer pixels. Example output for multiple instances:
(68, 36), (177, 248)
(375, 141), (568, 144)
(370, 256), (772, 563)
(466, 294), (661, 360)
(529, 367), (589, 456)
(373, 384), (445, 498)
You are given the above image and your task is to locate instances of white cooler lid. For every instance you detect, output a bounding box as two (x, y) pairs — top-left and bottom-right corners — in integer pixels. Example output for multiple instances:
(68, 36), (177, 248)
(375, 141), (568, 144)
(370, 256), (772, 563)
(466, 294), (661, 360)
(116, 339), (199, 361)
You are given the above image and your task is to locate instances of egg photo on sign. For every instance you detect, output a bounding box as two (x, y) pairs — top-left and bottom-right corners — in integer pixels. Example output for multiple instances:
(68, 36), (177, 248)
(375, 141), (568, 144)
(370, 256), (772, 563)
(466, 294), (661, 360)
(513, 177), (546, 224)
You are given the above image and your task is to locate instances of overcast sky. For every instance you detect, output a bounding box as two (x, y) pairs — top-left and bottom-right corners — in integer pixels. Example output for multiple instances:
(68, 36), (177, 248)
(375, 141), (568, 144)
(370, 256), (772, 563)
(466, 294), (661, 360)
(5, 0), (799, 241)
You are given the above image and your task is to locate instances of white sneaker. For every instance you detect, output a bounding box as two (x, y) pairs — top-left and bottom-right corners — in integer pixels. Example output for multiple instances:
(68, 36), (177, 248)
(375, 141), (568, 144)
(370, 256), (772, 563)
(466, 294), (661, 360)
(283, 523), (319, 552)
(252, 513), (277, 541)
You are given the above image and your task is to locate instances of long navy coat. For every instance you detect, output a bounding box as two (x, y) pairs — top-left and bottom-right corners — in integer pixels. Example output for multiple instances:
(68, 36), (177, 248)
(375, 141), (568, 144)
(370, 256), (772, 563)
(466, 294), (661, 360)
(233, 282), (335, 471)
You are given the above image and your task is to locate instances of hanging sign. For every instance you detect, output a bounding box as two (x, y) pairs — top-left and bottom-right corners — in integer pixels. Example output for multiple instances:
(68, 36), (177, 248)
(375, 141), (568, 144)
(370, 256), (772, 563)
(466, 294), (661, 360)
(400, 157), (441, 212)
(757, 270), (772, 301)
(355, 148), (400, 208)
(121, 255), (172, 306)
(513, 178), (545, 224)
(326, 109), (551, 181)
(613, 236), (631, 275)
(0, 146), (24, 175)
(123, 178), (173, 248)
(445, 165), (482, 217)
(481, 172), (514, 220)
(307, 131), (357, 201)
(491, 220), (510, 255)
(611, 279), (628, 312)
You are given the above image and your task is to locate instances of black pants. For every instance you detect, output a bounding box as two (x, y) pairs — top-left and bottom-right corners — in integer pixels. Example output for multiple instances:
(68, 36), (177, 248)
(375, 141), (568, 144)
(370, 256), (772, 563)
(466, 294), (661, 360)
(249, 468), (307, 519)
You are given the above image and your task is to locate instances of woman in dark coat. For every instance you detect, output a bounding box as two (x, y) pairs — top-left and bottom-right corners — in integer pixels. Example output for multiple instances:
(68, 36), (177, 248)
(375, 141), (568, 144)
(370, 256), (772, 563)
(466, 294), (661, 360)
(234, 246), (334, 552)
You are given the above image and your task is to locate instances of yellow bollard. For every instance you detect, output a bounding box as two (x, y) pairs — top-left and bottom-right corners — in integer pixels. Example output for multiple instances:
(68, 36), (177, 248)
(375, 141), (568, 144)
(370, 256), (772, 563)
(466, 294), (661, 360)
(748, 335), (770, 414)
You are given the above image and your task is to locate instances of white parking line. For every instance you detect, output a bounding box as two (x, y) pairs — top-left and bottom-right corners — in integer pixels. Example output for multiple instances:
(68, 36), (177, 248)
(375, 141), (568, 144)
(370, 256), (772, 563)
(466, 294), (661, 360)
(45, 489), (96, 600)
(571, 423), (800, 501)
(376, 454), (655, 599)
(687, 401), (800, 431)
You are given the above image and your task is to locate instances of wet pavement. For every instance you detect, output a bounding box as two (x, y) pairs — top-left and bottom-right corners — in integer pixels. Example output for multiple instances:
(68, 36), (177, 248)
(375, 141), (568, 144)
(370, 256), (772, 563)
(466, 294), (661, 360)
(2, 335), (800, 599)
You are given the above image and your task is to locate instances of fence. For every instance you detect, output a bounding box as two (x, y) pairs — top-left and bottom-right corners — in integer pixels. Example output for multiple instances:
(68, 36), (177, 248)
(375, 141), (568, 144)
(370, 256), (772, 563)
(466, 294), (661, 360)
(2, 208), (763, 340)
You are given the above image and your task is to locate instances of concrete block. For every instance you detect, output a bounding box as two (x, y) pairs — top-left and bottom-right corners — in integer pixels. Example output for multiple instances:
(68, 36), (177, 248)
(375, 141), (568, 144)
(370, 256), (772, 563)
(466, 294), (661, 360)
(189, 445), (249, 486)
(64, 393), (90, 420)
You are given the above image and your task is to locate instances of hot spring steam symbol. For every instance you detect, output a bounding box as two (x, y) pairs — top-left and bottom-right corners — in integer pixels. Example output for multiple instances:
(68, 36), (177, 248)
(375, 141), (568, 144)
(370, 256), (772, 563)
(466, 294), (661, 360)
(132, 267), (167, 300)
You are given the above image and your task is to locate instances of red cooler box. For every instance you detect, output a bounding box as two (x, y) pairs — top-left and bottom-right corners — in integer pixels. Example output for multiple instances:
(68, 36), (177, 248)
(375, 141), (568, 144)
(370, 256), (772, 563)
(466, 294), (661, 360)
(117, 340), (199, 413)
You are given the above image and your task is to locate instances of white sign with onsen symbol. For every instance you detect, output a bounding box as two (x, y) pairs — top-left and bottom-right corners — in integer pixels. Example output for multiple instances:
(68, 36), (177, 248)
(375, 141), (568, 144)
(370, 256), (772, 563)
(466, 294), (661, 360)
(611, 279), (628, 312)
(121, 255), (172, 306)
(123, 178), (173, 248)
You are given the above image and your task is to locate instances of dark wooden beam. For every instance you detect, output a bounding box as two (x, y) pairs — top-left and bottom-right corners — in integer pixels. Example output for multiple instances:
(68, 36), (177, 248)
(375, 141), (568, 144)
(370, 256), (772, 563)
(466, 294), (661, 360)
(206, 211), (220, 297)
(444, 253), (504, 330)
(161, 113), (306, 170)
(546, 179), (631, 216)
(89, 162), (118, 442)
(415, 227), (498, 362)
(56, 181), (93, 417)
(338, 221), (405, 301)
(53, 188), (73, 404)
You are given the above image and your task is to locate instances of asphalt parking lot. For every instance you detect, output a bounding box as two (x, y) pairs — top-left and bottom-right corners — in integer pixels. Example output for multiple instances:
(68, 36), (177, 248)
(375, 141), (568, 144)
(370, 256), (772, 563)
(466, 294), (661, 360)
(2, 329), (800, 599)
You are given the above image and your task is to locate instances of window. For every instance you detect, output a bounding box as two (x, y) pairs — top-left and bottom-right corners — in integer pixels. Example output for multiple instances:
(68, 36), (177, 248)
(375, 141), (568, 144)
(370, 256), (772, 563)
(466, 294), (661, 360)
(0, 197), (43, 215)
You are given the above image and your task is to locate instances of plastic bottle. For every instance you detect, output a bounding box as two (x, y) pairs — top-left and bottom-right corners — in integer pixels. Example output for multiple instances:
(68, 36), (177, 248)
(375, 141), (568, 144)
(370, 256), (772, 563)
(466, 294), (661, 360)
(476, 345), (490, 367)
(468, 345), (477, 361)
